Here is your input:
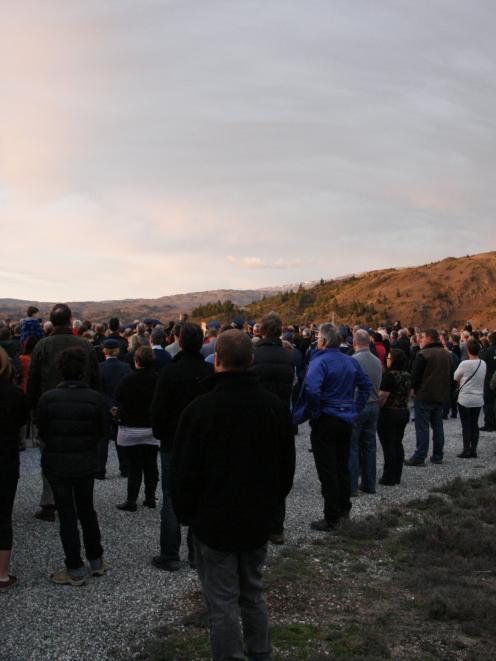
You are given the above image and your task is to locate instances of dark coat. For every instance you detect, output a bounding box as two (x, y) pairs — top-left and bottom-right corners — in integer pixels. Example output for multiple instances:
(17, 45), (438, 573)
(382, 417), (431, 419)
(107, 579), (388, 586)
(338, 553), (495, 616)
(171, 371), (295, 552)
(411, 343), (453, 404)
(99, 357), (132, 409)
(152, 347), (173, 371)
(252, 338), (294, 406)
(0, 380), (29, 471)
(115, 367), (157, 427)
(151, 351), (214, 452)
(36, 381), (107, 479)
(27, 327), (100, 408)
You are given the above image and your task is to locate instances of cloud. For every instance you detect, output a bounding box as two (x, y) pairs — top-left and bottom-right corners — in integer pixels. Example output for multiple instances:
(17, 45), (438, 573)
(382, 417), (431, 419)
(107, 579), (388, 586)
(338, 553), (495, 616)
(227, 256), (307, 270)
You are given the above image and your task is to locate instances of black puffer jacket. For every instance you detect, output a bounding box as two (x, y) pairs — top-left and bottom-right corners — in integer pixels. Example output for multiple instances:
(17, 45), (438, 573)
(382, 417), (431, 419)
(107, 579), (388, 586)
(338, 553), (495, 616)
(36, 381), (107, 479)
(252, 338), (294, 406)
(115, 367), (157, 427)
(171, 371), (295, 552)
(0, 380), (29, 471)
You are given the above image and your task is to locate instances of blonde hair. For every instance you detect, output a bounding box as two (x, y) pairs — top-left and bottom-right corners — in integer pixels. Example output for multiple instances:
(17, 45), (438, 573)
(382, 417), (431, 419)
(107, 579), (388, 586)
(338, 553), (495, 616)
(0, 346), (13, 382)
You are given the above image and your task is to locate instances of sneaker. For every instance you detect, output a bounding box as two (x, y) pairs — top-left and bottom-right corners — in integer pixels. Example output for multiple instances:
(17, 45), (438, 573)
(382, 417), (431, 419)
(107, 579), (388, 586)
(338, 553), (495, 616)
(310, 519), (337, 532)
(269, 532), (284, 545)
(151, 556), (181, 572)
(34, 506), (56, 522)
(89, 559), (108, 577)
(430, 457), (443, 464)
(404, 457), (425, 467)
(50, 568), (86, 587)
(0, 575), (17, 591)
(116, 502), (137, 512)
(143, 498), (156, 508)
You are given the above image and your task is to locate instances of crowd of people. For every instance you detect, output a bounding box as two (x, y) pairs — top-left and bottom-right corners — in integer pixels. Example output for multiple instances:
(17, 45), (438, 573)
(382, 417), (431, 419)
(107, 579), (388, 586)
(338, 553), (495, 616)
(1, 303), (496, 660)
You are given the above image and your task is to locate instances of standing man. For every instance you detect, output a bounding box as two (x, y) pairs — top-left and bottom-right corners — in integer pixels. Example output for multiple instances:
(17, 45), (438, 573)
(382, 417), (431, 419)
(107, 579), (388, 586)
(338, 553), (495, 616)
(28, 304), (100, 521)
(151, 323), (214, 571)
(405, 328), (452, 466)
(349, 329), (382, 495)
(479, 332), (496, 432)
(252, 312), (294, 544)
(171, 330), (295, 661)
(294, 323), (371, 531)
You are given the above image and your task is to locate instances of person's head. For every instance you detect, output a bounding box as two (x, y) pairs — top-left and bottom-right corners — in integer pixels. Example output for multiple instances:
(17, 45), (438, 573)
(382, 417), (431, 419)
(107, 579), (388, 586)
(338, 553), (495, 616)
(95, 323), (105, 335)
(450, 333), (460, 346)
(27, 305), (39, 318)
(137, 322), (146, 335)
(420, 328), (439, 348)
(373, 331), (384, 344)
(43, 320), (54, 335)
(0, 326), (11, 341)
(260, 312), (282, 339)
(134, 345), (154, 369)
(0, 346), (13, 382)
(353, 329), (370, 351)
(150, 327), (165, 346)
(215, 329), (254, 372)
(56, 346), (87, 381)
(108, 317), (120, 332)
(252, 323), (262, 337)
(467, 339), (481, 357)
(317, 323), (341, 349)
(282, 340), (293, 353)
(399, 328), (409, 338)
(102, 338), (120, 357)
(179, 323), (204, 353)
(72, 319), (83, 331)
(23, 335), (39, 356)
(50, 304), (72, 328)
(386, 348), (408, 371)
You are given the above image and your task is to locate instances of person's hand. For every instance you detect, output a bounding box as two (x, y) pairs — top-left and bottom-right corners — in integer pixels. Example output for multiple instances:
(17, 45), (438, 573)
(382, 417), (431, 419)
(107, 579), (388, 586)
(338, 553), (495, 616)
(111, 406), (118, 417)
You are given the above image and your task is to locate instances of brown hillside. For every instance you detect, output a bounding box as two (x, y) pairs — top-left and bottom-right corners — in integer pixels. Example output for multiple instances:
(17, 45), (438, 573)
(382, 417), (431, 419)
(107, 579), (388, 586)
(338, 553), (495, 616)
(243, 252), (496, 328)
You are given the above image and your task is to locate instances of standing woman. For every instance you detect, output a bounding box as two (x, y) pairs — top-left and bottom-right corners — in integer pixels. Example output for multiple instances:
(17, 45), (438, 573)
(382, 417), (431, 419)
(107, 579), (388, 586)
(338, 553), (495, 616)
(454, 339), (486, 458)
(0, 347), (29, 590)
(115, 346), (159, 511)
(377, 349), (411, 486)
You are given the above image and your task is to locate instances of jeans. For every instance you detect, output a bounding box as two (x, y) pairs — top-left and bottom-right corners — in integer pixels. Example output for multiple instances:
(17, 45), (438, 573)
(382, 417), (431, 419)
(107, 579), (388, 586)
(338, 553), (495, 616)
(458, 404), (481, 454)
(377, 408), (409, 484)
(195, 539), (272, 661)
(310, 414), (352, 524)
(125, 444), (159, 504)
(349, 402), (379, 492)
(413, 399), (445, 461)
(48, 475), (103, 570)
(0, 468), (18, 550)
(160, 450), (194, 563)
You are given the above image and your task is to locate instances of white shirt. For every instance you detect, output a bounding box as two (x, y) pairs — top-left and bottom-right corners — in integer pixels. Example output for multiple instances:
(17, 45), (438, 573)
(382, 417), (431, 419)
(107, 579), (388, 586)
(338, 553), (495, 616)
(454, 359), (486, 408)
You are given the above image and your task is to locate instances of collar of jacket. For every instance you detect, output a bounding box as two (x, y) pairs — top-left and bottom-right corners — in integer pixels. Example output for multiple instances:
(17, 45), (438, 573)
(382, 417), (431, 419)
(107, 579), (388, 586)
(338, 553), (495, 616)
(52, 327), (73, 335)
(56, 380), (89, 389)
(213, 371), (258, 389)
(257, 338), (282, 347)
(173, 351), (205, 363)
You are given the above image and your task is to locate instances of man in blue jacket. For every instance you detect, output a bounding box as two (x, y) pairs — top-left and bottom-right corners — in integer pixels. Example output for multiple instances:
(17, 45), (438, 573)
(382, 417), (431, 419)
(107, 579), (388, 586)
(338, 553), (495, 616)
(294, 323), (371, 531)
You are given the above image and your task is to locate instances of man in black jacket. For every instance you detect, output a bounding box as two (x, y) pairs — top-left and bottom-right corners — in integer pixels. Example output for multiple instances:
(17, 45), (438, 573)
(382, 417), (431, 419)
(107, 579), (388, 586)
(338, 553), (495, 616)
(36, 347), (107, 586)
(252, 312), (294, 544)
(479, 332), (496, 431)
(151, 323), (213, 571)
(28, 303), (100, 521)
(171, 329), (295, 661)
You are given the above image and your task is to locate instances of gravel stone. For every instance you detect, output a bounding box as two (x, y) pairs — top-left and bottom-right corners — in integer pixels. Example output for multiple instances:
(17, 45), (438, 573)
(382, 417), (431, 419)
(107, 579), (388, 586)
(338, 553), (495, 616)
(3, 416), (496, 660)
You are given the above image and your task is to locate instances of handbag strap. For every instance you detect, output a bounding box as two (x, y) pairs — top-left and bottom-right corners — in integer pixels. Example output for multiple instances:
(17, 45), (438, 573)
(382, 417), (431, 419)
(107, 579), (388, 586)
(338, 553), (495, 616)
(458, 360), (482, 394)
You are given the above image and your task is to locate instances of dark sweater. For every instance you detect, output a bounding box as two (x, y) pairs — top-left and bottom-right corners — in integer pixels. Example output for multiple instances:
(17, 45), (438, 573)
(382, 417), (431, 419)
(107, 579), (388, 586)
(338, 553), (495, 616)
(151, 351), (214, 451)
(0, 380), (29, 471)
(36, 381), (107, 479)
(252, 338), (294, 406)
(115, 367), (157, 427)
(171, 371), (295, 552)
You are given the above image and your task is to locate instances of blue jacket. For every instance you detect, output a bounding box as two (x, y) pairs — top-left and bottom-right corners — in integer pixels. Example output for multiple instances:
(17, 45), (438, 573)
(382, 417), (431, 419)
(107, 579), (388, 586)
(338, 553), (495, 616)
(293, 348), (372, 425)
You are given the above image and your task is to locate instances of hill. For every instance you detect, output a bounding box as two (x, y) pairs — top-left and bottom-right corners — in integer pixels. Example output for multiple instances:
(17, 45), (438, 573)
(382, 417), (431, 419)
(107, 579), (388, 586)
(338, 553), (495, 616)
(241, 252), (496, 328)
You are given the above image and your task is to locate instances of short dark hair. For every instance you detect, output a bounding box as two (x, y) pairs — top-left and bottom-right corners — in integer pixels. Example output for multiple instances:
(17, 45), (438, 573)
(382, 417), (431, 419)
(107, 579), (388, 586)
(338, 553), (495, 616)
(109, 317), (120, 332)
(179, 323), (203, 353)
(261, 312), (282, 339)
(216, 329), (253, 370)
(423, 328), (439, 343)
(0, 327), (11, 341)
(388, 348), (408, 371)
(27, 306), (39, 317)
(50, 304), (72, 328)
(134, 345), (154, 368)
(55, 347), (87, 380)
(467, 339), (480, 356)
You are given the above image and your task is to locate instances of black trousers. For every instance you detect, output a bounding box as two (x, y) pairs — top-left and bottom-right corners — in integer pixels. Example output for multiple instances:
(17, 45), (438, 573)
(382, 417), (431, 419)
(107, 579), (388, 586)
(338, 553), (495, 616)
(458, 404), (481, 454)
(377, 408), (409, 485)
(125, 444), (159, 504)
(48, 475), (103, 570)
(0, 467), (19, 551)
(96, 421), (128, 477)
(310, 415), (352, 524)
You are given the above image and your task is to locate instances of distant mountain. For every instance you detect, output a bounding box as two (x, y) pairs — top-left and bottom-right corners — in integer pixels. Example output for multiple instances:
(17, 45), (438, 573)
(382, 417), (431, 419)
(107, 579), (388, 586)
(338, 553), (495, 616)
(242, 252), (496, 328)
(0, 288), (283, 324)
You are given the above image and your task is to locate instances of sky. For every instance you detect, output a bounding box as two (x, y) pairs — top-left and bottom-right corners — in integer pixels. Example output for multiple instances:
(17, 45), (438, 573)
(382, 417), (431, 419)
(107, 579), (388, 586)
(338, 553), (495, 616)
(1, 0), (496, 301)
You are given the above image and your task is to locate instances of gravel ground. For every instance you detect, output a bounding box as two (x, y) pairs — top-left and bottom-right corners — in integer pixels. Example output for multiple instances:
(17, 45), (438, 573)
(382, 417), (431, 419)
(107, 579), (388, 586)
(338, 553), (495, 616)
(4, 416), (496, 661)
